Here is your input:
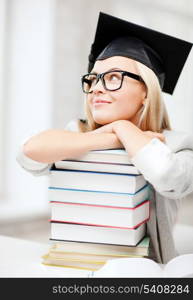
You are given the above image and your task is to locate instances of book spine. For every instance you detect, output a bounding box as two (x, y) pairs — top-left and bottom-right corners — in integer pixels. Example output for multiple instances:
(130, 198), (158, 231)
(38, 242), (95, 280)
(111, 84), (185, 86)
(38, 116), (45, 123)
(50, 218), (149, 230)
(49, 199), (149, 210)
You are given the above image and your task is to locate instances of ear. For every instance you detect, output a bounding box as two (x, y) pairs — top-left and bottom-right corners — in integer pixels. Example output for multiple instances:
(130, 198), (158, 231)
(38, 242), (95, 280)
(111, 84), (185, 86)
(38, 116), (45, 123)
(141, 84), (147, 103)
(142, 97), (146, 105)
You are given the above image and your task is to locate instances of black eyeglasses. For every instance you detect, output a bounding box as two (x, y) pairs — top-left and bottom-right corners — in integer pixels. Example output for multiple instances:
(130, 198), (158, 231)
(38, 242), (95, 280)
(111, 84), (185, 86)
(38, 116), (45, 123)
(81, 70), (144, 94)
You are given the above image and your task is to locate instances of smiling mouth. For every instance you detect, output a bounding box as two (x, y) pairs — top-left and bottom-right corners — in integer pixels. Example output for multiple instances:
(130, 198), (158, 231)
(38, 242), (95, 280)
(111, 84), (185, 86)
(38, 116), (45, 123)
(93, 100), (112, 104)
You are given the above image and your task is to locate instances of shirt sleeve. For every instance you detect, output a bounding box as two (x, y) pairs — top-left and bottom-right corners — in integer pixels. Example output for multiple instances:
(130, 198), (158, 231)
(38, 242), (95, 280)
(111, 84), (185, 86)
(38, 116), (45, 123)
(16, 119), (79, 176)
(131, 138), (193, 199)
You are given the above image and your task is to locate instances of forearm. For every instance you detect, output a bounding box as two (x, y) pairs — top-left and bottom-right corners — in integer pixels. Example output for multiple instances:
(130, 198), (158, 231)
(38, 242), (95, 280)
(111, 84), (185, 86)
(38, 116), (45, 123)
(113, 121), (193, 198)
(23, 129), (122, 163)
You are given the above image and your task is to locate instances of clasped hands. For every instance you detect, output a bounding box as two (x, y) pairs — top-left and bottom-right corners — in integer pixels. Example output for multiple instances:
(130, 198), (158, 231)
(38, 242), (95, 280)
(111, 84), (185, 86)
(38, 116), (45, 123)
(92, 120), (165, 143)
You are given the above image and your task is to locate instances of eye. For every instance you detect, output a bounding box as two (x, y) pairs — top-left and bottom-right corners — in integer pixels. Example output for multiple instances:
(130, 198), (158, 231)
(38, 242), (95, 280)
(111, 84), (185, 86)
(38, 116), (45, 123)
(111, 76), (117, 81)
(89, 75), (98, 85)
(110, 74), (119, 81)
(84, 78), (91, 85)
(84, 75), (96, 87)
(106, 72), (122, 82)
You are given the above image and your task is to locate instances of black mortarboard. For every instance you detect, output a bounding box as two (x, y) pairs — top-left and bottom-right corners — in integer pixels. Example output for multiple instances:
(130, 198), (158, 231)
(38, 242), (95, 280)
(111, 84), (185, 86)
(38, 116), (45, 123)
(88, 12), (192, 94)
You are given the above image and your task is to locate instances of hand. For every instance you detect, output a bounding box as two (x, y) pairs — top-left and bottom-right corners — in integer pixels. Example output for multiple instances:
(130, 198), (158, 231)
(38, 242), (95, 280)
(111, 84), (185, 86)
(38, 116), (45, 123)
(143, 131), (165, 143)
(90, 122), (124, 149)
(93, 121), (166, 143)
(92, 124), (114, 134)
(92, 120), (127, 134)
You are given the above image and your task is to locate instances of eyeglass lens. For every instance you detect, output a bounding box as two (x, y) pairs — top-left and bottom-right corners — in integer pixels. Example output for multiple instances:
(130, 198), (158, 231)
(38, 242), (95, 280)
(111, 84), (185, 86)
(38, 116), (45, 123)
(83, 71), (123, 93)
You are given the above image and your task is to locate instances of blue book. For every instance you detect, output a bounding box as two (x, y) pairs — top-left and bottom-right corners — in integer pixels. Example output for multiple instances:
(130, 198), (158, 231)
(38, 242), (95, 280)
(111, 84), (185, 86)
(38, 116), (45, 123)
(49, 168), (147, 194)
(48, 185), (149, 208)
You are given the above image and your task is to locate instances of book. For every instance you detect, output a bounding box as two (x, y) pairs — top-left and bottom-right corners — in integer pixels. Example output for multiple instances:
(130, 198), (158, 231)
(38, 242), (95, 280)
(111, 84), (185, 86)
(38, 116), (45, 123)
(54, 160), (140, 175)
(46, 149), (149, 267)
(41, 254), (147, 271)
(50, 200), (149, 228)
(48, 184), (149, 208)
(42, 236), (150, 271)
(62, 149), (132, 164)
(49, 236), (150, 257)
(50, 221), (146, 246)
(45, 251), (143, 261)
(42, 254), (105, 271)
(89, 254), (193, 278)
(49, 169), (146, 194)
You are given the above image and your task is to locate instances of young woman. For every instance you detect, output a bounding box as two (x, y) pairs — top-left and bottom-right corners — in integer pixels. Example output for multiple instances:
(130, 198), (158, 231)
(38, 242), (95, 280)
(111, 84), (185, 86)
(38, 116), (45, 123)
(17, 13), (193, 264)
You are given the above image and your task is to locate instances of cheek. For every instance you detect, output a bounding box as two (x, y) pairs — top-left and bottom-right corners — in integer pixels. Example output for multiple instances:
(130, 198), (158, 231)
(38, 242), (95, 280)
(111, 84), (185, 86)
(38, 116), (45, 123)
(86, 87), (144, 124)
(114, 89), (143, 114)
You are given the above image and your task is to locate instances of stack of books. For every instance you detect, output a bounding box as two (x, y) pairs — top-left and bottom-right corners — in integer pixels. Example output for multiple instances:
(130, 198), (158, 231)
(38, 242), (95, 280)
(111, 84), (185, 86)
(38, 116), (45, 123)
(42, 149), (150, 270)
(42, 237), (150, 271)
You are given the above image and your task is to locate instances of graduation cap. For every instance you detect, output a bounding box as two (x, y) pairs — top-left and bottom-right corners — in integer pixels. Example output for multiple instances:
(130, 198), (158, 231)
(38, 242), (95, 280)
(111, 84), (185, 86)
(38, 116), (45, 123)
(88, 12), (192, 94)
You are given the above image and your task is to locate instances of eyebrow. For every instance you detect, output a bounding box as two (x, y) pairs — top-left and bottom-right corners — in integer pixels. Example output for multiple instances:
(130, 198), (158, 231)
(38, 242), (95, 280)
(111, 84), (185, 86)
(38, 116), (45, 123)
(91, 67), (122, 74)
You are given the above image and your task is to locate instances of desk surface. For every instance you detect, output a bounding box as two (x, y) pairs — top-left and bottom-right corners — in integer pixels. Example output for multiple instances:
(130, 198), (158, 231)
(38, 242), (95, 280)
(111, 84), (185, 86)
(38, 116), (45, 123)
(0, 235), (90, 277)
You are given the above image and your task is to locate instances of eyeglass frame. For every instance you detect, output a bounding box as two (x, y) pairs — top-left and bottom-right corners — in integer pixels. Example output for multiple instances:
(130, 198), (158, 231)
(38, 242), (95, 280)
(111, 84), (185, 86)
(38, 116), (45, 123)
(81, 70), (144, 94)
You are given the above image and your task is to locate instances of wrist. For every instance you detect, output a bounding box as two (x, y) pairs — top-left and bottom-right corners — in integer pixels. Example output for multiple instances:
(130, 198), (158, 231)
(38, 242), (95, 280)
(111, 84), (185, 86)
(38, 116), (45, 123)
(84, 131), (121, 150)
(113, 120), (133, 134)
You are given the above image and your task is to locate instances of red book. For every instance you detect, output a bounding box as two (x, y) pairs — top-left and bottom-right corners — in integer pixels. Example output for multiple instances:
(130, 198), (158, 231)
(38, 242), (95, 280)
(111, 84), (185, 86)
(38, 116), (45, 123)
(50, 221), (146, 246)
(50, 200), (149, 229)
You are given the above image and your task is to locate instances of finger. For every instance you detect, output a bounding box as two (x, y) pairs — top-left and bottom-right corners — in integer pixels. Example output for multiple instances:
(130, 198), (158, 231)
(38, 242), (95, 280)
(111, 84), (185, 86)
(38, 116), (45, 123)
(157, 135), (165, 142)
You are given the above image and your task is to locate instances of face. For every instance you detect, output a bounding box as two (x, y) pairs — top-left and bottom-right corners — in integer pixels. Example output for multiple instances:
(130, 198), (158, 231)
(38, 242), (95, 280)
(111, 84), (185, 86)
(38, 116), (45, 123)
(87, 56), (147, 125)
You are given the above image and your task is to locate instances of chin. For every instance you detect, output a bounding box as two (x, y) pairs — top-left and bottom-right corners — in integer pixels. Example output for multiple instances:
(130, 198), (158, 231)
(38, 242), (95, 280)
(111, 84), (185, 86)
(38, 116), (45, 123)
(92, 112), (132, 125)
(93, 118), (110, 125)
(92, 113), (116, 125)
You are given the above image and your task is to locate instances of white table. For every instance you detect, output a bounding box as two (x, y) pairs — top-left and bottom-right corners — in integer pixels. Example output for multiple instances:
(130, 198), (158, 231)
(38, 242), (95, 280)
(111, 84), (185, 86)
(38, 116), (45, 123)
(0, 235), (90, 277)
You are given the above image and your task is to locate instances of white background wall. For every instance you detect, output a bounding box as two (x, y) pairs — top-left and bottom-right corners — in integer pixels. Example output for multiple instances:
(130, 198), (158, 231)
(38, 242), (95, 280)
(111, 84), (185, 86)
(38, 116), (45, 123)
(0, 0), (193, 222)
(52, 0), (193, 134)
(0, 0), (55, 219)
(0, 0), (7, 201)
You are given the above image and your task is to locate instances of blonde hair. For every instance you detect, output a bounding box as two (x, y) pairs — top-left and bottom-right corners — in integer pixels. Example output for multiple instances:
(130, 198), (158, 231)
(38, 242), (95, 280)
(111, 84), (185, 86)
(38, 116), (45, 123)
(135, 61), (171, 132)
(78, 60), (171, 133)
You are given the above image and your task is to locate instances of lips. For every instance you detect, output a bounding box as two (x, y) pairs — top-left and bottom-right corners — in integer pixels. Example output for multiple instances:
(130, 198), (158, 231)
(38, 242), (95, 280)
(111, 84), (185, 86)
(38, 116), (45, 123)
(93, 99), (112, 104)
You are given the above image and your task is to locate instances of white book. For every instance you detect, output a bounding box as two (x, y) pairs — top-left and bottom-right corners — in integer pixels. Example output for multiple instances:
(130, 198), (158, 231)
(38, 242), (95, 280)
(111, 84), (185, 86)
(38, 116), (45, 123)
(48, 185), (149, 208)
(49, 170), (146, 194)
(54, 160), (140, 175)
(66, 149), (132, 164)
(50, 200), (149, 228)
(50, 222), (146, 246)
(49, 236), (150, 257)
(42, 255), (106, 271)
(88, 254), (193, 278)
